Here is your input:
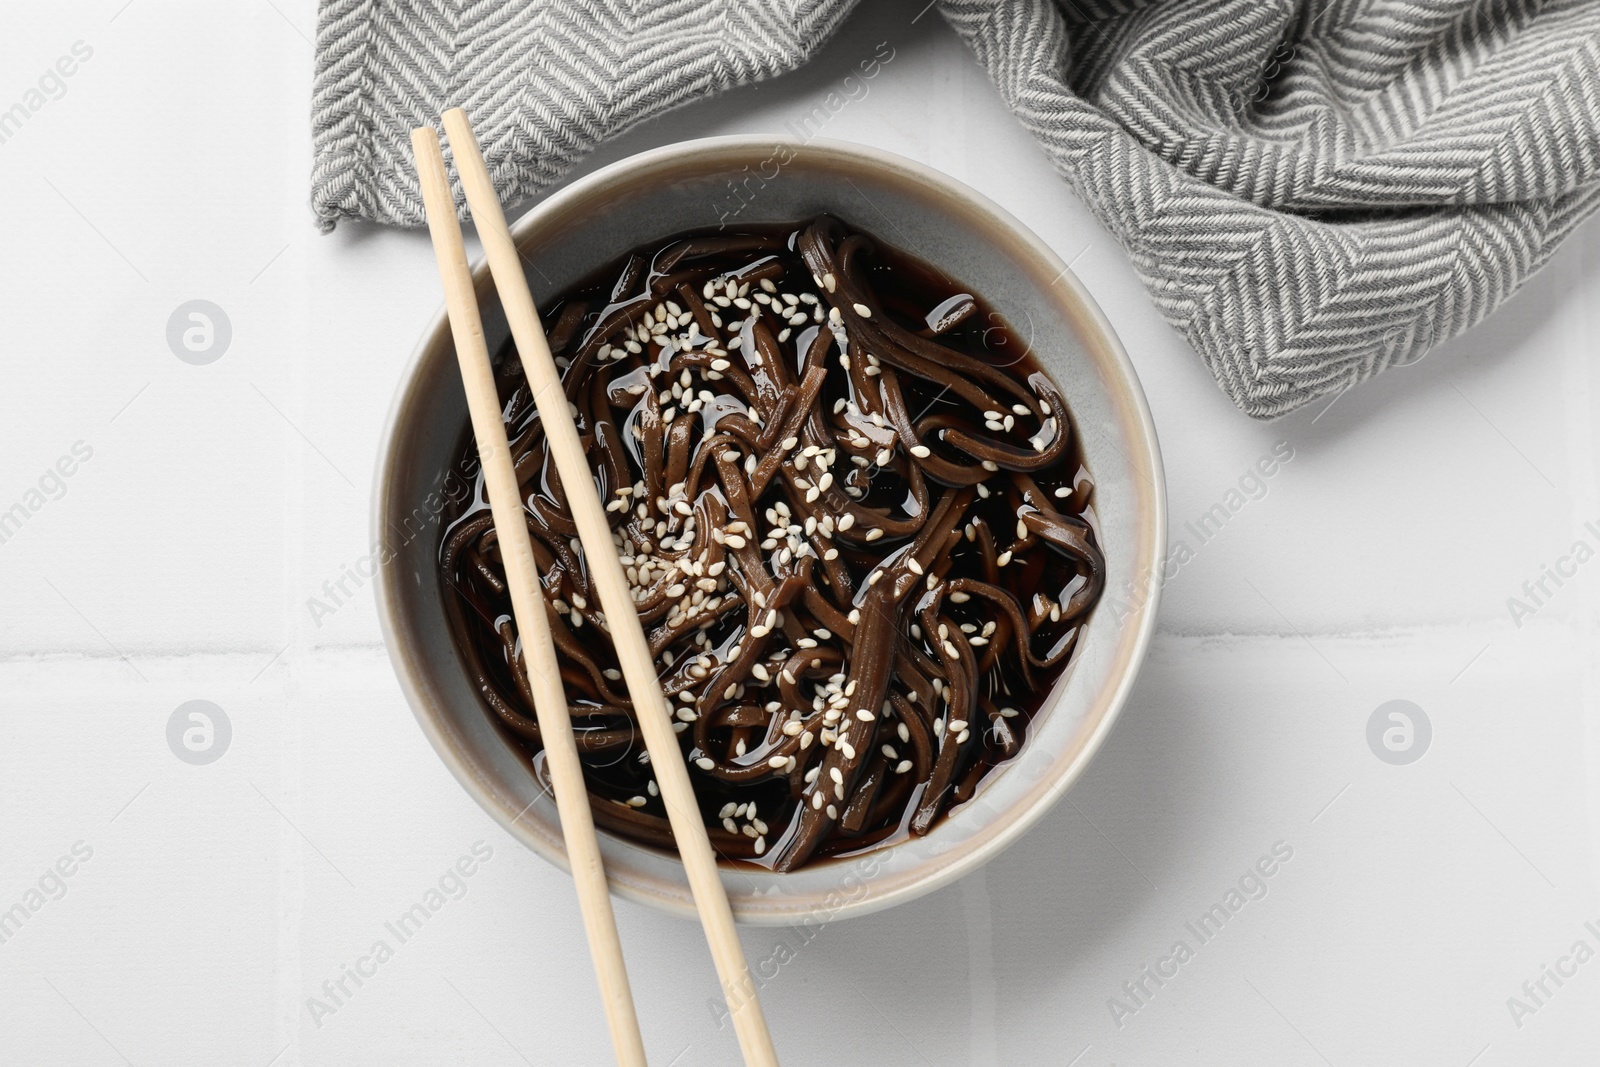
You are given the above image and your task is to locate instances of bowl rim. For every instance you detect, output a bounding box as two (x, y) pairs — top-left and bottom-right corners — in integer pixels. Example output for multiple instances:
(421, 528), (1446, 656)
(374, 134), (1166, 922)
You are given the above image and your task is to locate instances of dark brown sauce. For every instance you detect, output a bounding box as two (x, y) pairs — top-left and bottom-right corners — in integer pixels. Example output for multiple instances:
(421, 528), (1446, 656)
(439, 217), (1105, 871)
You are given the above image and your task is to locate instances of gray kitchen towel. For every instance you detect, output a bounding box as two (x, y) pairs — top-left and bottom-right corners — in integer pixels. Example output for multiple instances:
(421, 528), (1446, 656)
(311, 0), (1600, 419)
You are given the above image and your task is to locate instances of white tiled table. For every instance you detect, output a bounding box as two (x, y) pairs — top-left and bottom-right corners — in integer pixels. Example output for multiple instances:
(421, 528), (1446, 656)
(2, 2), (1596, 1064)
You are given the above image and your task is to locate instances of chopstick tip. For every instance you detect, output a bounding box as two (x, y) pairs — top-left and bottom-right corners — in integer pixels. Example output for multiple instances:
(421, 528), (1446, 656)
(410, 125), (440, 154)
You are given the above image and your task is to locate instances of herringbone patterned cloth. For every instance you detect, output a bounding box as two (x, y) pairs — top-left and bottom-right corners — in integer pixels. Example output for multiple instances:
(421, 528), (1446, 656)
(311, 0), (1600, 418)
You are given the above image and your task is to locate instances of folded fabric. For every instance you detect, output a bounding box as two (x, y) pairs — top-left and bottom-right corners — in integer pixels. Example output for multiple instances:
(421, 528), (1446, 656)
(311, 0), (1600, 418)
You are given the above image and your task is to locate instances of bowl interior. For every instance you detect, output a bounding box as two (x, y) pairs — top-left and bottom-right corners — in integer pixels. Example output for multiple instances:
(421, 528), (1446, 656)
(375, 137), (1165, 924)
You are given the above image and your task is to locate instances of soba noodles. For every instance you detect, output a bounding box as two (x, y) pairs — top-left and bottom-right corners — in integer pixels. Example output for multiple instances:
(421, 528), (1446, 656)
(440, 216), (1105, 871)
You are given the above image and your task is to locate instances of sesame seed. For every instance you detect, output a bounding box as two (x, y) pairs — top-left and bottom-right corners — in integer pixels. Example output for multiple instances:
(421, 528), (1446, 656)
(695, 757), (714, 771)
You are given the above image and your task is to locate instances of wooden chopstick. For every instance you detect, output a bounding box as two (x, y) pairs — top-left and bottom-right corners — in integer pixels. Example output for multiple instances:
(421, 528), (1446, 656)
(410, 125), (649, 1067)
(439, 108), (781, 1067)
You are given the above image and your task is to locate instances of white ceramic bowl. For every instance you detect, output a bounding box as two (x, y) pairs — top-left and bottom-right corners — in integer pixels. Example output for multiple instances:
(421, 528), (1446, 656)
(374, 137), (1165, 924)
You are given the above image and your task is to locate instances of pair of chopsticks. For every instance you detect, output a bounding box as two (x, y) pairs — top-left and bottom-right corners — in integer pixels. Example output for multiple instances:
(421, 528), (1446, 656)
(411, 110), (779, 1067)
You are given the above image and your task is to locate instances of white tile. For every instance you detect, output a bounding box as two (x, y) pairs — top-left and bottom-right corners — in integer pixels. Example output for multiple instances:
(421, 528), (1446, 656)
(1, 0), (1595, 1062)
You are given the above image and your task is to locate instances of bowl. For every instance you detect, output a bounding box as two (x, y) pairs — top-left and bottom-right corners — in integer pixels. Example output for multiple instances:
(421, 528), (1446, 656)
(374, 136), (1165, 924)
